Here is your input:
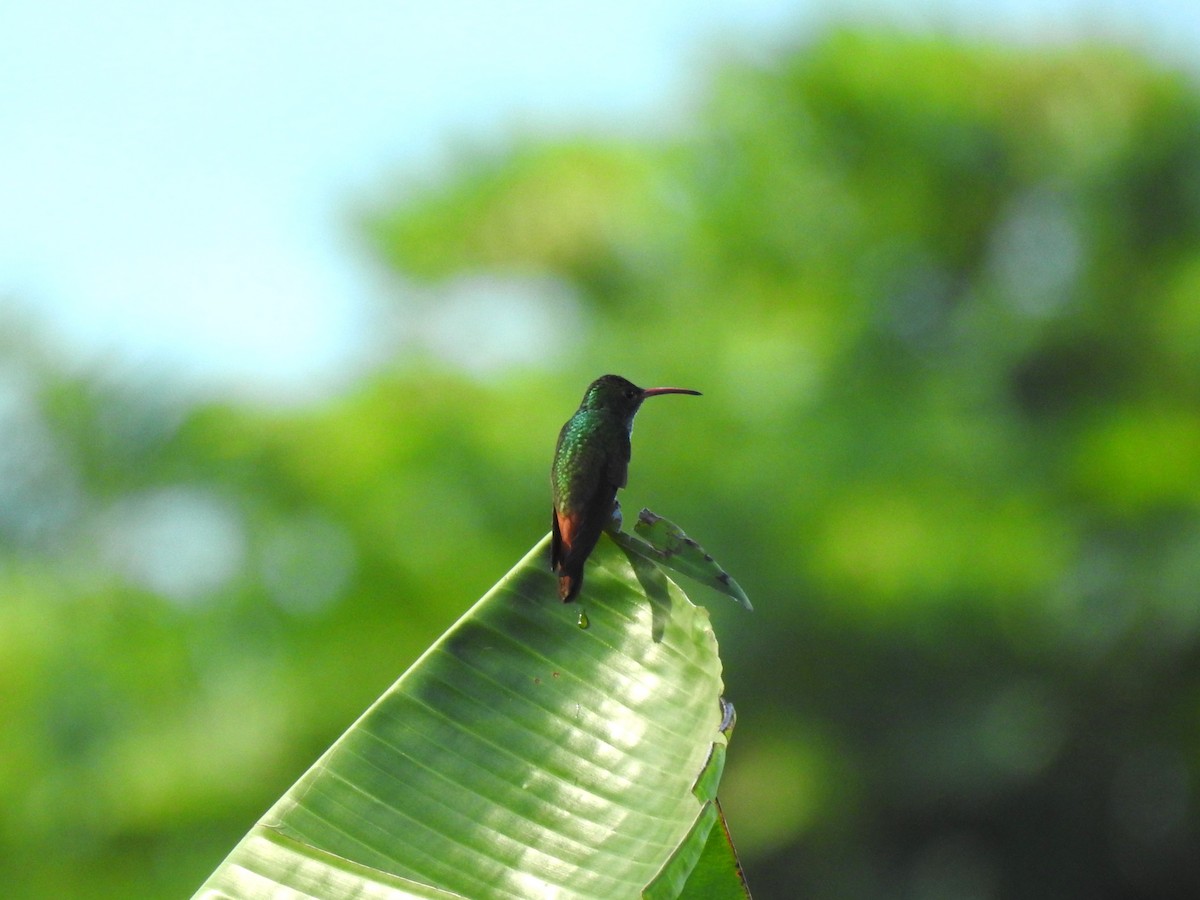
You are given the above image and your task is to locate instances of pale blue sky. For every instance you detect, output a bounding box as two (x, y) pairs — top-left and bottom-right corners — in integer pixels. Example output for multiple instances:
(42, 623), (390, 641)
(2, 1), (1195, 401)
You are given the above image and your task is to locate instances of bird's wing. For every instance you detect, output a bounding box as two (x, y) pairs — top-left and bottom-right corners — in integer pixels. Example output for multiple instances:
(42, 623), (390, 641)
(606, 430), (631, 489)
(552, 438), (604, 571)
(551, 506), (571, 570)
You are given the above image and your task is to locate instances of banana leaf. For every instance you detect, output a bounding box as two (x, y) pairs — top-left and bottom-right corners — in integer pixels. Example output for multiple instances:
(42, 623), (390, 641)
(196, 516), (749, 899)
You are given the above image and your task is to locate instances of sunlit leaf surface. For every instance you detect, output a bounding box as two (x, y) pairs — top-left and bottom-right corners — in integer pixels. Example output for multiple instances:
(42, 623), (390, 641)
(196, 532), (735, 899)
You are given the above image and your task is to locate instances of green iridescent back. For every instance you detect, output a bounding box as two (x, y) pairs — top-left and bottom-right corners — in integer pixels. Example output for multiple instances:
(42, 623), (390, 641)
(552, 405), (632, 514)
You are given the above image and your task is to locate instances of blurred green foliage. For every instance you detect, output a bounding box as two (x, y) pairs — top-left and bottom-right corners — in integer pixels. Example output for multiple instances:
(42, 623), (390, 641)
(3, 28), (1200, 899)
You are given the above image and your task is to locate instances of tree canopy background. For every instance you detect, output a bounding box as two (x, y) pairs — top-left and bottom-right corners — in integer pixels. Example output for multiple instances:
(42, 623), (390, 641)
(3, 27), (1200, 900)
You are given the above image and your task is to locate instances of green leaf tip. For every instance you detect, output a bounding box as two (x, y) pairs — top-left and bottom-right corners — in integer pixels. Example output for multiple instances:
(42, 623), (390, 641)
(609, 509), (754, 611)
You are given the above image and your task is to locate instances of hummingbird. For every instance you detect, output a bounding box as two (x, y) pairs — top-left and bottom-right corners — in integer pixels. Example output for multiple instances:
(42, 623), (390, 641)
(551, 374), (701, 602)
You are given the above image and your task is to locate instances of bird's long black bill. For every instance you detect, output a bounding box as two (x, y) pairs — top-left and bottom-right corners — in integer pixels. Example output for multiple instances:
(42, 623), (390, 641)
(640, 387), (701, 397)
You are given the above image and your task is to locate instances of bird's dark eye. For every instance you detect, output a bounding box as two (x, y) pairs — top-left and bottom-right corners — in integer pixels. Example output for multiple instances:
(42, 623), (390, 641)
(625, 389), (637, 399)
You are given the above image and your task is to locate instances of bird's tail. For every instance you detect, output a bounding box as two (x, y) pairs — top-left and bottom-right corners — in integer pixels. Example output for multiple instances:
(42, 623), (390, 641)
(557, 568), (583, 602)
